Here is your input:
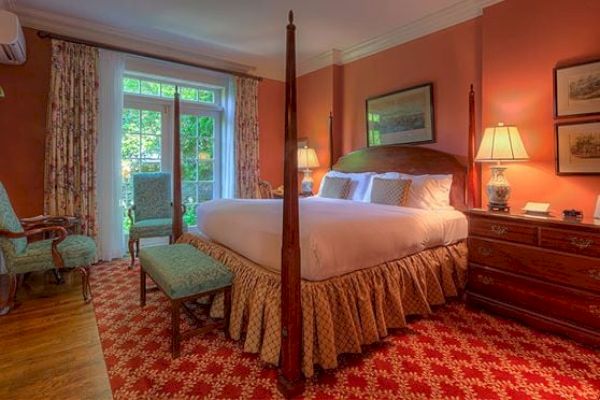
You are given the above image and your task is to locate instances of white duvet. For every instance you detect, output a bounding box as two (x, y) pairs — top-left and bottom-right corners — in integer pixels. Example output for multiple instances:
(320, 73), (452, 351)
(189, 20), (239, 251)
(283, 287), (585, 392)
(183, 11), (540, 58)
(196, 197), (467, 281)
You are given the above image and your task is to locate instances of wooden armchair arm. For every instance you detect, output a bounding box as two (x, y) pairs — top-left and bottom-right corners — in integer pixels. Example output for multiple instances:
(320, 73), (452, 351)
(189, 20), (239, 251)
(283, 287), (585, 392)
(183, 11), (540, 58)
(127, 206), (135, 226)
(20, 215), (71, 230)
(0, 226), (67, 267)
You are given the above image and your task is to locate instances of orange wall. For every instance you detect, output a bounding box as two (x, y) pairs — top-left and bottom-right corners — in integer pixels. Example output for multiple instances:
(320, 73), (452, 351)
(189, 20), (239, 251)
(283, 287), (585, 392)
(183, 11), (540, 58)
(289, 0), (600, 215)
(0, 28), (51, 217)
(341, 18), (482, 160)
(258, 78), (285, 188)
(297, 66), (337, 190)
(481, 0), (600, 216)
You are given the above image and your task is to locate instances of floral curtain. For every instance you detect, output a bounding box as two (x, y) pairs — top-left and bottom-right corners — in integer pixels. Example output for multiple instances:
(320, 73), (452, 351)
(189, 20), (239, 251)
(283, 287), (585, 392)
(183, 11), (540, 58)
(234, 77), (260, 199)
(45, 40), (99, 238)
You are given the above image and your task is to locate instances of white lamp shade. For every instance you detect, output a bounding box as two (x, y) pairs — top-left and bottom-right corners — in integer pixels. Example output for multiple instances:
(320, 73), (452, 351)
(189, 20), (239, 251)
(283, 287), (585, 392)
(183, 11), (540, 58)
(475, 123), (529, 162)
(297, 147), (320, 169)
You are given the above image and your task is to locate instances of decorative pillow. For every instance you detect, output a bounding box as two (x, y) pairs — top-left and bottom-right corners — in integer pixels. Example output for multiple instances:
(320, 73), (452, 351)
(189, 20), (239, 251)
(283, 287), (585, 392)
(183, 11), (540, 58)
(369, 178), (412, 206)
(317, 171), (375, 201)
(364, 172), (401, 200)
(320, 176), (352, 199)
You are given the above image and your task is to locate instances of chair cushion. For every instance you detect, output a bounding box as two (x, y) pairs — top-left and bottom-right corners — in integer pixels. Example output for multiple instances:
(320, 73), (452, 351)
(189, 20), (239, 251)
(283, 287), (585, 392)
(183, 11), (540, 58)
(12, 235), (97, 274)
(140, 244), (232, 299)
(129, 218), (187, 240)
(0, 182), (26, 255)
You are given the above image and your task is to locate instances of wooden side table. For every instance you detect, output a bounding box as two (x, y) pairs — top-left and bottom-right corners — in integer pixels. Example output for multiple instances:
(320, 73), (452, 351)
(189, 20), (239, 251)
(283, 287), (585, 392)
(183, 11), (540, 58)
(466, 209), (600, 346)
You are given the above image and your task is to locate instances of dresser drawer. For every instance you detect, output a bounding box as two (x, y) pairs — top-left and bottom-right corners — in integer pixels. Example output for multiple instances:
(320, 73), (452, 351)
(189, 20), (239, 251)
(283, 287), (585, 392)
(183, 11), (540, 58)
(469, 237), (600, 293)
(468, 266), (600, 331)
(469, 217), (537, 245)
(540, 228), (600, 258)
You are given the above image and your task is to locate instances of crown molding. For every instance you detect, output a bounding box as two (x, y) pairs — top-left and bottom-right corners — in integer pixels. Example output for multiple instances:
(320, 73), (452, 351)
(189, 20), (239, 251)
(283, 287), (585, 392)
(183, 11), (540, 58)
(13, 6), (256, 75)
(298, 0), (502, 77)
(297, 49), (342, 76)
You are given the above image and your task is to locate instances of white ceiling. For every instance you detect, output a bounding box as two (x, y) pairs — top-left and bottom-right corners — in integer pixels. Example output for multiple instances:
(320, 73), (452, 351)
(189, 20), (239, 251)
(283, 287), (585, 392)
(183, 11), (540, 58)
(5, 0), (500, 79)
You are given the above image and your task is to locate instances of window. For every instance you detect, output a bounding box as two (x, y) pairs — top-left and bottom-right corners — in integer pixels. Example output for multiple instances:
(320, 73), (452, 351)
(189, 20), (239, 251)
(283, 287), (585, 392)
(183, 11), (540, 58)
(121, 74), (225, 232)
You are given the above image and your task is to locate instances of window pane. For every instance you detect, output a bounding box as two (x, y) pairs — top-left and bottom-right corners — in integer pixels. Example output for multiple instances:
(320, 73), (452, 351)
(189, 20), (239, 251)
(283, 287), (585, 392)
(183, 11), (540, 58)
(183, 204), (196, 228)
(198, 182), (213, 201)
(199, 116), (214, 138)
(122, 134), (141, 159)
(123, 109), (141, 133)
(183, 159), (197, 181)
(141, 135), (160, 159)
(181, 115), (198, 136)
(183, 183), (197, 205)
(198, 139), (213, 160)
(180, 87), (198, 101)
(123, 77), (140, 94)
(141, 110), (161, 135)
(141, 80), (160, 96)
(198, 160), (213, 181)
(161, 83), (175, 98)
(198, 90), (215, 103)
(140, 160), (160, 173)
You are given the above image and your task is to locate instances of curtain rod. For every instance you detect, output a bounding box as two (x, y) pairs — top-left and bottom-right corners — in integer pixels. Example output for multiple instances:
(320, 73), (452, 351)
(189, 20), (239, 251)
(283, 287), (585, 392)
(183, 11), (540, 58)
(37, 30), (263, 81)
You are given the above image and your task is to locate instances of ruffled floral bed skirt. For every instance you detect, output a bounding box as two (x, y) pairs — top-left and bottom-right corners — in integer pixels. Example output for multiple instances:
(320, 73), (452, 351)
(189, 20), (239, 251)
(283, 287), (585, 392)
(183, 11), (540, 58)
(178, 233), (468, 377)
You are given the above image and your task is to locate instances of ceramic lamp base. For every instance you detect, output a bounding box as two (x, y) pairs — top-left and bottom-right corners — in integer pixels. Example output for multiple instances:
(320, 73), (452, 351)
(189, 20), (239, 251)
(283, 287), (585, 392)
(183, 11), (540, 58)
(301, 169), (314, 196)
(486, 165), (511, 211)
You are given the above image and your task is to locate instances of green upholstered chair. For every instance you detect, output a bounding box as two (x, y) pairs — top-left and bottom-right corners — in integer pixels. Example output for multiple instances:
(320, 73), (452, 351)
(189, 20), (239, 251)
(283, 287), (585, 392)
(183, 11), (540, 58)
(0, 182), (96, 310)
(127, 172), (186, 267)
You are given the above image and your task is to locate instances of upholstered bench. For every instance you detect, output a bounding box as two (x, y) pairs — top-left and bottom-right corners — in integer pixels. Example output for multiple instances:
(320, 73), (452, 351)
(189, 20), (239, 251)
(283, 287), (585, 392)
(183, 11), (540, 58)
(139, 244), (233, 357)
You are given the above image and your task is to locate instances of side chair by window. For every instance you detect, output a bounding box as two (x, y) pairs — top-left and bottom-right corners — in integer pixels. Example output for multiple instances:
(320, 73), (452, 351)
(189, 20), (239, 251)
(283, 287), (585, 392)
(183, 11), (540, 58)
(127, 172), (186, 268)
(0, 182), (97, 312)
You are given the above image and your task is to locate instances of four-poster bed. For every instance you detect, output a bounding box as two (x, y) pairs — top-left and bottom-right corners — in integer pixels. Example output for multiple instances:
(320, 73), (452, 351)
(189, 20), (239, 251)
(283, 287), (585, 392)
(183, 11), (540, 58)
(169, 11), (479, 399)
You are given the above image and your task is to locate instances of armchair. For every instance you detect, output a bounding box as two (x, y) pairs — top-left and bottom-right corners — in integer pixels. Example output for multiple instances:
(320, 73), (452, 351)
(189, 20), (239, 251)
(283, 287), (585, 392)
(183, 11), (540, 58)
(0, 182), (96, 312)
(127, 173), (187, 268)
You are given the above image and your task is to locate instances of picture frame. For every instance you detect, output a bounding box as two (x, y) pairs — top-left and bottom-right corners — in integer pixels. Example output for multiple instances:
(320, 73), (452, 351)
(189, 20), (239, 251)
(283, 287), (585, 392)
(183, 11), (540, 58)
(366, 83), (435, 146)
(554, 58), (600, 118)
(555, 119), (600, 175)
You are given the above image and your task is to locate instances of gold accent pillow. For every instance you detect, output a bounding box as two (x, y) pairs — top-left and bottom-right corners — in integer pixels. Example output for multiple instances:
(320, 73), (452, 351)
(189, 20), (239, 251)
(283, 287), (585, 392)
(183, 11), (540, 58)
(320, 176), (352, 199)
(369, 178), (412, 206)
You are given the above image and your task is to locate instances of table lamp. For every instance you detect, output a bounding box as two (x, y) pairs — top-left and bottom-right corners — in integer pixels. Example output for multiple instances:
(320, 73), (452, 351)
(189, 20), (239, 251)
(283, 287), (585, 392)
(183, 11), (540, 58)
(475, 123), (529, 212)
(297, 146), (320, 195)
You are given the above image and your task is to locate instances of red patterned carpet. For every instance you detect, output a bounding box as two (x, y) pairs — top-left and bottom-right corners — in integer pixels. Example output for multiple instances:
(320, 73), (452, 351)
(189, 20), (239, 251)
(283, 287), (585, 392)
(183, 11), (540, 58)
(91, 259), (600, 399)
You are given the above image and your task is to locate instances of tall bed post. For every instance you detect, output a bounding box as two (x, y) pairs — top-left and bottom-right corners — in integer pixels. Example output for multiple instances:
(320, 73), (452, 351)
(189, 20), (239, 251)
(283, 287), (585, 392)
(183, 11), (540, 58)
(329, 111), (334, 170)
(467, 84), (481, 208)
(277, 10), (305, 398)
(172, 88), (184, 240)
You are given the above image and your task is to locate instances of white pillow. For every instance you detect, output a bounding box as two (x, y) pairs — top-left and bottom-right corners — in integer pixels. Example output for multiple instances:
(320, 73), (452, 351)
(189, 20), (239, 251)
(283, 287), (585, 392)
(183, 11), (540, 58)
(399, 173), (453, 210)
(317, 171), (375, 201)
(365, 173), (453, 209)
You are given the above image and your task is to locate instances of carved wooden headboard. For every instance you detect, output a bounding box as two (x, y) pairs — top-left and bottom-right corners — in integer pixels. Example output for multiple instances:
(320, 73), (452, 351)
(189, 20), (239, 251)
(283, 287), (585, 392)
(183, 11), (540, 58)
(332, 145), (467, 210)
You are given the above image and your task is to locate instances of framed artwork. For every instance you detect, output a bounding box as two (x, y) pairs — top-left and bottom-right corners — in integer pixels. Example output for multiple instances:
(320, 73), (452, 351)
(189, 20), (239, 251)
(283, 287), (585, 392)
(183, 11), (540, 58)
(554, 58), (600, 118)
(556, 119), (600, 175)
(366, 83), (435, 146)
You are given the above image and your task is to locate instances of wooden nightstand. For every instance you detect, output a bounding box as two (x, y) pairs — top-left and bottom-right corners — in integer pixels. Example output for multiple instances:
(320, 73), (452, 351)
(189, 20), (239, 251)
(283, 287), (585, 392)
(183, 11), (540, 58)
(466, 209), (600, 346)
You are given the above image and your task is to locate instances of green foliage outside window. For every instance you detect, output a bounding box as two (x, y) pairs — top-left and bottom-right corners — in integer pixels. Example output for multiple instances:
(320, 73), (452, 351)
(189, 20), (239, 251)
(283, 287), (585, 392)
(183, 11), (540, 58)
(123, 76), (216, 104)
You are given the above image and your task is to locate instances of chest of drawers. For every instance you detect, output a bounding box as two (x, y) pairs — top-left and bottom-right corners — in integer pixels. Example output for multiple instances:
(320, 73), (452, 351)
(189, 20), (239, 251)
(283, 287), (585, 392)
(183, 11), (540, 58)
(466, 209), (600, 346)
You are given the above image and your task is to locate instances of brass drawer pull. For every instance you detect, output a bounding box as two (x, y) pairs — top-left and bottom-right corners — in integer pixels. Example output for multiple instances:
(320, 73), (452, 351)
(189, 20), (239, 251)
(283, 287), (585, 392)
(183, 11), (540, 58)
(477, 275), (495, 285)
(589, 269), (600, 281)
(569, 237), (594, 250)
(490, 225), (508, 236)
(477, 246), (492, 256)
(590, 305), (600, 317)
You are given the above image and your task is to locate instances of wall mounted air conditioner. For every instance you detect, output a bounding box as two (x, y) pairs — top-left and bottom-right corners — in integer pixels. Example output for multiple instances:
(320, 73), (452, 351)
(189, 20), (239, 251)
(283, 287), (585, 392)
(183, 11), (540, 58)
(0, 10), (26, 65)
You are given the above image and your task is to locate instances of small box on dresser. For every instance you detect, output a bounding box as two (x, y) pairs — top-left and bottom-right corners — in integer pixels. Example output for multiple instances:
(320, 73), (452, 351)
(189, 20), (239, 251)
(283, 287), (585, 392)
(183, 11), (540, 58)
(466, 209), (600, 346)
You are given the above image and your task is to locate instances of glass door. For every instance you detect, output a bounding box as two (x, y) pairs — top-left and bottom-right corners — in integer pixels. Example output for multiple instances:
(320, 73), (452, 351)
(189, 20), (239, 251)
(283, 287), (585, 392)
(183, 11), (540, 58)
(180, 109), (221, 227)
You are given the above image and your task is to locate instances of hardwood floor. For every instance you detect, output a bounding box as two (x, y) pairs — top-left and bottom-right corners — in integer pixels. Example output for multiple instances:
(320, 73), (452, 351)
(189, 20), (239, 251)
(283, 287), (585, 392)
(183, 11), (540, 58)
(0, 270), (112, 400)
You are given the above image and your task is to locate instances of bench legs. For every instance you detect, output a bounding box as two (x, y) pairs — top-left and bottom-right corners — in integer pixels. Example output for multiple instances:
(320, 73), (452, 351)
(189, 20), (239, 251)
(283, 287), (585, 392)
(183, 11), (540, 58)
(140, 267), (147, 307)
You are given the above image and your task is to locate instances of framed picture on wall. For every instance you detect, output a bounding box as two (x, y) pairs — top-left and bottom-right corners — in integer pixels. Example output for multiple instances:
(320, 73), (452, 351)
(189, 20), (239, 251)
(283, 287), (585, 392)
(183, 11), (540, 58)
(366, 83), (435, 146)
(556, 119), (600, 175)
(554, 58), (600, 118)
